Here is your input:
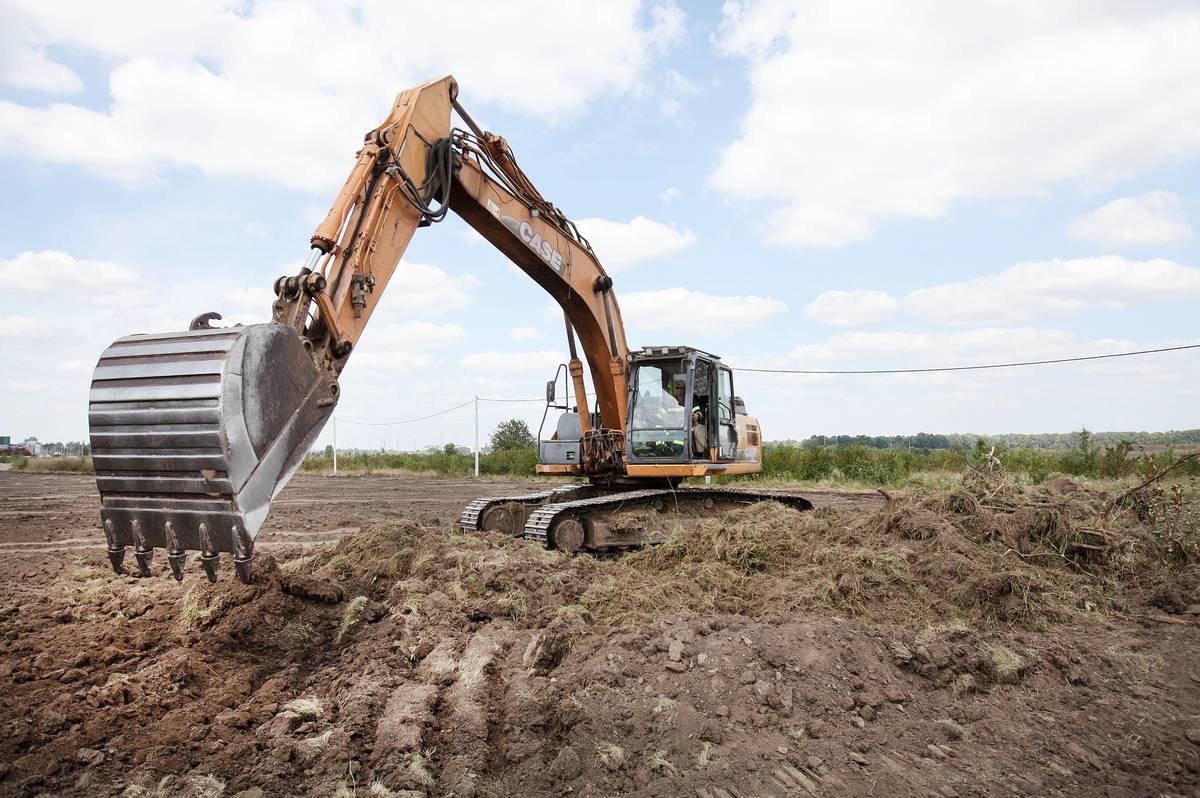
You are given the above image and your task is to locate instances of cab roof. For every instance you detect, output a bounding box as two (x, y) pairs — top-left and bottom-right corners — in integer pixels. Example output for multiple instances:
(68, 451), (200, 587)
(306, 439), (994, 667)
(630, 345), (722, 362)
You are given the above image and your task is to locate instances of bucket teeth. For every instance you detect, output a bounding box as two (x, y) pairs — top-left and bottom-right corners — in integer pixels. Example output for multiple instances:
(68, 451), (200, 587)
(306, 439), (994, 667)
(232, 525), (254, 585)
(234, 557), (253, 585)
(134, 547), (154, 578)
(200, 552), (220, 583)
(107, 546), (126, 576)
(164, 521), (186, 581)
(89, 323), (337, 587)
(167, 550), (187, 581)
(132, 520), (152, 577)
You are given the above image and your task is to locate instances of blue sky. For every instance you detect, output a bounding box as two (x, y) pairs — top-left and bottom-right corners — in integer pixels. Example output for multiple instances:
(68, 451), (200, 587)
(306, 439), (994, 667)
(2, 1), (1198, 450)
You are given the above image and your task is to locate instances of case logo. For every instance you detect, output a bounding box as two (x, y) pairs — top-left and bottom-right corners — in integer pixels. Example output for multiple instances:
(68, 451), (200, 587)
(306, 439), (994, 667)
(501, 215), (565, 273)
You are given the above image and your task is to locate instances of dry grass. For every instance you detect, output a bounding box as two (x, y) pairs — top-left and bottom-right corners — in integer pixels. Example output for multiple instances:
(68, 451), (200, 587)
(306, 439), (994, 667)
(337, 596), (367, 642)
(187, 775), (225, 798)
(648, 750), (679, 776)
(986, 644), (1025, 682)
(293, 475), (1199, 634)
(368, 781), (399, 797)
(303, 728), (334, 750)
(409, 750), (436, 786)
(889, 639), (914, 663)
(283, 697), (322, 720)
(178, 589), (221, 633)
(597, 742), (626, 769)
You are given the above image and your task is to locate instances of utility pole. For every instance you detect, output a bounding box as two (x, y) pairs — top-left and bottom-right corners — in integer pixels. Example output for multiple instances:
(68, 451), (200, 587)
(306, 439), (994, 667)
(474, 395), (480, 478)
(332, 416), (338, 475)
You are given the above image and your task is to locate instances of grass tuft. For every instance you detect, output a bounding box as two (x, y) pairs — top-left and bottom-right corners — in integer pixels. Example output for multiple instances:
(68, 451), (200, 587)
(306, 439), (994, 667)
(283, 696), (322, 720)
(597, 742), (626, 769)
(652, 696), (678, 716)
(304, 728), (334, 749)
(337, 595), (368, 642)
(409, 749), (436, 786)
(368, 781), (398, 797)
(986, 644), (1025, 682)
(648, 749), (679, 776)
(178, 589), (220, 633)
(889, 639), (913, 663)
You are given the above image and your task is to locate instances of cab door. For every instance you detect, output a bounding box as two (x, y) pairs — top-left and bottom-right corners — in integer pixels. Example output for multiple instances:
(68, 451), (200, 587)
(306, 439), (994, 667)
(716, 367), (737, 460)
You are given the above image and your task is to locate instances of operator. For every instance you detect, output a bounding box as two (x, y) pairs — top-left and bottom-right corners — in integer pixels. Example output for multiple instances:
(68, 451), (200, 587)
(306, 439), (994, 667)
(671, 379), (687, 409)
(691, 405), (707, 456)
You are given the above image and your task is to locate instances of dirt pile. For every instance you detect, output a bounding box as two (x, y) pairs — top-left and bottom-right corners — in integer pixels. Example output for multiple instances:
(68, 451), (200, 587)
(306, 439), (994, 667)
(0, 474), (1198, 796)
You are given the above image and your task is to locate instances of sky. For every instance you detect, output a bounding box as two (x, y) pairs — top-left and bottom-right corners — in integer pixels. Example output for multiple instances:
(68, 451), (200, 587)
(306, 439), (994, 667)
(1, 0), (1198, 451)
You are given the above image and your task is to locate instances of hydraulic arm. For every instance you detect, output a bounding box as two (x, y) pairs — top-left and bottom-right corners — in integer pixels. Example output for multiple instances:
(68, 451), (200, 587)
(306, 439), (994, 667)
(88, 76), (632, 582)
(273, 75), (630, 462)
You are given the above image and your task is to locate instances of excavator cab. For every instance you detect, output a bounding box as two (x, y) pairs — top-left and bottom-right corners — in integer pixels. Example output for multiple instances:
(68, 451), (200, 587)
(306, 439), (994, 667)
(537, 347), (739, 471)
(626, 347), (738, 465)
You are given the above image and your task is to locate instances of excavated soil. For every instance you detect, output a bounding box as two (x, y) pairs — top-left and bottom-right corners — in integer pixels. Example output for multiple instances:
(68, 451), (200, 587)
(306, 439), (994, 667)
(1, 472), (1199, 798)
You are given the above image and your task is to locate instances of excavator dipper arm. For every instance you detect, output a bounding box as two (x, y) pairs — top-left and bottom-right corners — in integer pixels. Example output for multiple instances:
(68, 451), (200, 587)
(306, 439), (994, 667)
(89, 75), (629, 583)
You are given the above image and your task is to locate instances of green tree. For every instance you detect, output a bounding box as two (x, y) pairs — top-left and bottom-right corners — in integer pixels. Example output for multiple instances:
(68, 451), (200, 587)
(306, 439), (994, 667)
(490, 419), (536, 451)
(443, 443), (458, 456)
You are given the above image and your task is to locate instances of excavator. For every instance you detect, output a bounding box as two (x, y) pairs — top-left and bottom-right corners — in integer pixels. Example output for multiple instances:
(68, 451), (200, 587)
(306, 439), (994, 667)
(88, 76), (812, 584)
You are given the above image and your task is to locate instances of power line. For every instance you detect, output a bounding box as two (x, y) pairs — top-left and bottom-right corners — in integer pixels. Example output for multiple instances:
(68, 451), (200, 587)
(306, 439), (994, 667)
(337, 399), (474, 426)
(733, 342), (1200, 375)
(336, 395), (548, 426)
(334, 343), (1197, 425)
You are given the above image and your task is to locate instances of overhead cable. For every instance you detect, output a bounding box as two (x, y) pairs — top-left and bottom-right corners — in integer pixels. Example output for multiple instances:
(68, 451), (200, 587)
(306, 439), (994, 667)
(734, 343), (1200, 375)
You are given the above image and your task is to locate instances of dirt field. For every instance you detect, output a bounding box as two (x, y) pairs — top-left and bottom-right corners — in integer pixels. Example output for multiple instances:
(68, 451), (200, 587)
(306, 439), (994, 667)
(1, 472), (1198, 798)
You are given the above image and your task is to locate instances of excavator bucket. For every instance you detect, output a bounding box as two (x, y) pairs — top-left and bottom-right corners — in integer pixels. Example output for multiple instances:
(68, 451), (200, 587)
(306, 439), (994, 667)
(88, 323), (336, 583)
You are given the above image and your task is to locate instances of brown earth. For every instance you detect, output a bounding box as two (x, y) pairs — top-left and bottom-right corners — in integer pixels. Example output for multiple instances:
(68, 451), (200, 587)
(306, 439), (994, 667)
(0, 472), (1198, 798)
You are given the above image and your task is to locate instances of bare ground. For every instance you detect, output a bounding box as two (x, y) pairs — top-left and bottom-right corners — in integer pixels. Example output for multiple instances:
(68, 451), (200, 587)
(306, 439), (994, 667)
(0, 472), (1198, 798)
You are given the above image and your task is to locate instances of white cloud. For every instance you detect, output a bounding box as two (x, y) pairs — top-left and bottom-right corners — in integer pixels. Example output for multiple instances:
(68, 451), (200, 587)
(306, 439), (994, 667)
(348, 351), (431, 372)
(804, 289), (898, 327)
(621, 287), (786, 332)
(905, 256), (1200, 325)
(461, 350), (567, 375)
(0, 250), (143, 305)
(0, 315), (46, 339)
(510, 326), (541, 341)
(0, 1), (686, 191)
(660, 186), (681, 203)
(1068, 191), (1194, 248)
(361, 321), (465, 351)
(789, 327), (1111, 363)
(576, 216), (697, 273)
(712, 3), (1200, 248)
(0, 40), (83, 94)
(373, 261), (479, 319)
(222, 286), (276, 316)
(6, 380), (48, 392)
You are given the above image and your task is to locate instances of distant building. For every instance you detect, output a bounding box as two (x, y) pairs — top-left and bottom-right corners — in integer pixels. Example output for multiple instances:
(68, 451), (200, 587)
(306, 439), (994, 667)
(0, 436), (9, 447)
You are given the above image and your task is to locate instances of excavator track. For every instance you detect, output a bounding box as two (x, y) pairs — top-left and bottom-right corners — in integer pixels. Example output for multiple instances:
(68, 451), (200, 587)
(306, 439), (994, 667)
(459, 483), (596, 535)
(523, 486), (814, 553)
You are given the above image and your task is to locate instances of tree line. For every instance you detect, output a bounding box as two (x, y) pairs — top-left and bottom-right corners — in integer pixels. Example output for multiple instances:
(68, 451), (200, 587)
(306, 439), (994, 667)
(790, 429), (1200, 451)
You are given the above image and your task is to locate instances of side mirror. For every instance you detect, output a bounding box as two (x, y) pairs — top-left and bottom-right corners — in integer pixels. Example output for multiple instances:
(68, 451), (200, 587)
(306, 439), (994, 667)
(546, 380), (556, 404)
(734, 396), (746, 414)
